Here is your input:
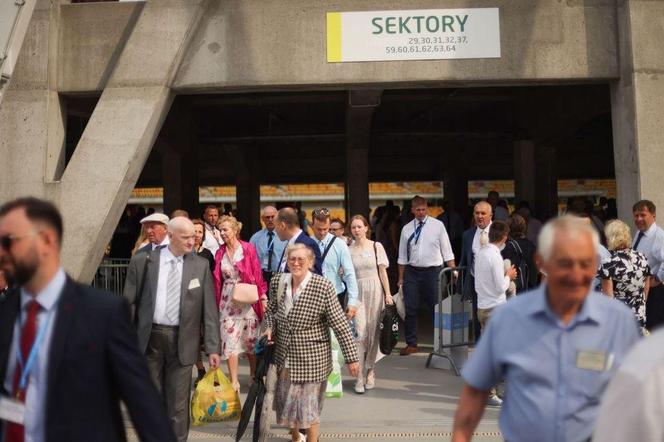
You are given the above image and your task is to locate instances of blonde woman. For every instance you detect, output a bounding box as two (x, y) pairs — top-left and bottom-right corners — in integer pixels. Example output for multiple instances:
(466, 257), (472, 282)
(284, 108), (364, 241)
(263, 243), (359, 442)
(599, 219), (651, 334)
(131, 224), (149, 256)
(212, 216), (267, 393)
(348, 215), (393, 394)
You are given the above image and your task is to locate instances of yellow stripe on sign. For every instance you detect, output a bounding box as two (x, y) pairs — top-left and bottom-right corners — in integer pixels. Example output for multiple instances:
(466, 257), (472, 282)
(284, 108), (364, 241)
(326, 12), (342, 62)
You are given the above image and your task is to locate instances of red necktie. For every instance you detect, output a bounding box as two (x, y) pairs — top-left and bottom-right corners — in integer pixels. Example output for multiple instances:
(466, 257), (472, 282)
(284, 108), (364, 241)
(6, 300), (40, 442)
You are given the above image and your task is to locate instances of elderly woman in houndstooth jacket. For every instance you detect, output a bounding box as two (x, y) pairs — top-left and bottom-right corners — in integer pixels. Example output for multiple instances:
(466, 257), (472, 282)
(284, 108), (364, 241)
(263, 243), (359, 442)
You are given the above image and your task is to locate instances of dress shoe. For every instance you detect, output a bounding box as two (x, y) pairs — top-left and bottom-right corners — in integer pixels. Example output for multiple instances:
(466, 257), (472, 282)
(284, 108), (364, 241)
(400, 345), (419, 356)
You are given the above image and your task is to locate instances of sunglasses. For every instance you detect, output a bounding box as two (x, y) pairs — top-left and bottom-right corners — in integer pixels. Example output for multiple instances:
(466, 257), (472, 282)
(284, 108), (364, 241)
(0, 232), (40, 251)
(312, 208), (330, 218)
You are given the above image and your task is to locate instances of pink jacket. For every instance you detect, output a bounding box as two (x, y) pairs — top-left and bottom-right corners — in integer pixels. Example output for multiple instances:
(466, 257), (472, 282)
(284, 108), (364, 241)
(213, 240), (267, 320)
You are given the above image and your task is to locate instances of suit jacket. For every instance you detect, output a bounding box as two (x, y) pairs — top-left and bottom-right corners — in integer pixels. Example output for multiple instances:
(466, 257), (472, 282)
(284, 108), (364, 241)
(0, 280), (176, 442)
(292, 232), (323, 275)
(459, 227), (478, 298)
(213, 240), (267, 319)
(263, 273), (358, 383)
(123, 249), (220, 365)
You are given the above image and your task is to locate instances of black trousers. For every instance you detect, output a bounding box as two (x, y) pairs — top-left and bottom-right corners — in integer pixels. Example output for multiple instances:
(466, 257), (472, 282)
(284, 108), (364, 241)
(647, 284), (664, 330)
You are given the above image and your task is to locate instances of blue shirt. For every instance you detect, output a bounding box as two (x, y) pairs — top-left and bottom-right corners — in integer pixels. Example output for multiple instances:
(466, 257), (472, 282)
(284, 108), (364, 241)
(3, 268), (66, 442)
(315, 233), (359, 307)
(462, 285), (640, 442)
(249, 228), (287, 272)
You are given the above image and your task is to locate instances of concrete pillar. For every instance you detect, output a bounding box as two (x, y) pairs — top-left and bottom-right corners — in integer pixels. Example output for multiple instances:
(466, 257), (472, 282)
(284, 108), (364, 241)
(513, 139), (536, 209)
(161, 141), (199, 217)
(443, 157), (470, 225)
(225, 145), (261, 236)
(611, 1), (664, 223)
(0, 0), (211, 282)
(535, 145), (558, 220)
(345, 90), (381, 219)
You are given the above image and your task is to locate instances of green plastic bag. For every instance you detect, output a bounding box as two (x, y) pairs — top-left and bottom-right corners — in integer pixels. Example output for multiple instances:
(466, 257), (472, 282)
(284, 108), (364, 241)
(325, 349), (343, 398)
(191, 368), (241, 426)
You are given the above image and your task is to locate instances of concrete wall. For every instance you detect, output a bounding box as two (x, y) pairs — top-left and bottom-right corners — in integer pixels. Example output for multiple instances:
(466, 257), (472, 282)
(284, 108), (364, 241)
(58, 0), (619, 93)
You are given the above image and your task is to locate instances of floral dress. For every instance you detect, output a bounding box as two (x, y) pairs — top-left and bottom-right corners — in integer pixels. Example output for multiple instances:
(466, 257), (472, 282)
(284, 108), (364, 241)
(599, 248), (650, 334)
(219, 247), (259, 359)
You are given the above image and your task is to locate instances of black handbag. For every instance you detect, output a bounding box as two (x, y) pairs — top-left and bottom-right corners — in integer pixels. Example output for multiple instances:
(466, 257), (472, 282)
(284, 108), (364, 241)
(379, 305), (400, 355)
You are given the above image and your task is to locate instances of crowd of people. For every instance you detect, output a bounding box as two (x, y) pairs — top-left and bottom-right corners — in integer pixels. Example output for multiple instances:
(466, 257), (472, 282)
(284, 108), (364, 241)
(2, 192), (664, 442)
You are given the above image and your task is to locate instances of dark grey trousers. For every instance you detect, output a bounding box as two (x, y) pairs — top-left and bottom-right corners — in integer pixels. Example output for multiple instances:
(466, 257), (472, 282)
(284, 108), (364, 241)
(146, 325), (193, 442)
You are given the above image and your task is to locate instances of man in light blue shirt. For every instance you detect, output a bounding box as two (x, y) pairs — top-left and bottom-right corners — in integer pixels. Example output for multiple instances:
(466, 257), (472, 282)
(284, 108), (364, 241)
(249, 206), (287, 287)
(311, 208), (359, 318)
(452, 216), (640, 442)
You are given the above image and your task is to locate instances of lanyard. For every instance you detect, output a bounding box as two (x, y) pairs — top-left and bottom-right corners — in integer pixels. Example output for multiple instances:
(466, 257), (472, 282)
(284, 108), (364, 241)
(16, 304), (55, 393)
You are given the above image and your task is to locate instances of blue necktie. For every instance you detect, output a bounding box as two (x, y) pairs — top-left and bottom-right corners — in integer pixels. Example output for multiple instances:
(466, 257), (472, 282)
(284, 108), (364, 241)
(267, 231), (275, 271)
(633, 231), (645, 251)
(407, 221), (424, 261)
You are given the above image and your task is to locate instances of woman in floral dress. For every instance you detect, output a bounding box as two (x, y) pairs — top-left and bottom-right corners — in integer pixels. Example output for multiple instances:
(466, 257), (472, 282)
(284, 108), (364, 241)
(348, 215), (394, 394)
(599, 219), (650, 334)
(213, 215), (267, 393)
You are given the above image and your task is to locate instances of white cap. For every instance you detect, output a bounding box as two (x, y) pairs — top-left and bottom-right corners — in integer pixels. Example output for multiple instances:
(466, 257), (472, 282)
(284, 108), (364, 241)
(140, 213), (169, 225)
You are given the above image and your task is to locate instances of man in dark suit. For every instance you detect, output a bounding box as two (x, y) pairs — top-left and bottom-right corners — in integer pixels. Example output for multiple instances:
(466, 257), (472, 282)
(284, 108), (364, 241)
(136, 213), (170, 254)
(274, 207), (323, 275)
(459, 201), (493, 340)
(0, 197), (175, 442)
(123, 217), (220, 442)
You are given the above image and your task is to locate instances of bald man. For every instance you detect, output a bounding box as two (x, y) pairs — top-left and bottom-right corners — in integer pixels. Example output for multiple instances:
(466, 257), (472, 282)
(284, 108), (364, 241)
(460, 201), (493, 340)
(124, 217), (220, 442)
(250, 206), (287, 286)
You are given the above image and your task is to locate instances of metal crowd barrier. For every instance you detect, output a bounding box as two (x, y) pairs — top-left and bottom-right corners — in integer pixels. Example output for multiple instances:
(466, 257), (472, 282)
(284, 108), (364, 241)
(426, 266), (474, 376)
(92, 258), (130, 295)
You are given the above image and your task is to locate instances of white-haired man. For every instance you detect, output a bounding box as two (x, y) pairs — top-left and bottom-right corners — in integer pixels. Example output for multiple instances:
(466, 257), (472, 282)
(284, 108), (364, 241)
(124, 217), (221, 442)
(452, 216), (640, 442)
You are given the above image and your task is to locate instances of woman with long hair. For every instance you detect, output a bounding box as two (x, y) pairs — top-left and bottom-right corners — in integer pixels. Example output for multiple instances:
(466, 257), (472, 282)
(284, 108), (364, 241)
(348, 215), (394, 393)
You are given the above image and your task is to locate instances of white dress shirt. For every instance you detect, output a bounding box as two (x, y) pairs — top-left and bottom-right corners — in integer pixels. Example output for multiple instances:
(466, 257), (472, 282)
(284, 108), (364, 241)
(472, 221), (492, 256)
(151, 236), (170, 251)
(633, 222), (664, 281)
(397, 216), (454, 267)
(203, 223), (221, 256)
(474, 243), (510, 309)
(3, 268), (66, 442)
(153, 247), (183, 326)
(278, 228), (303, 272)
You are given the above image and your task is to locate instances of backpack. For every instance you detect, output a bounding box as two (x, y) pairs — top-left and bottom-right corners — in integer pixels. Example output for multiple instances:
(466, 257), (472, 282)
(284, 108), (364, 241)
(508, 239), (530, 293)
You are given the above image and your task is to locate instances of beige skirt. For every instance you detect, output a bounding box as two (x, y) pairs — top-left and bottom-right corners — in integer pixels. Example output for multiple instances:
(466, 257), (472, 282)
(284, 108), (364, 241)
(274, 368), (327, 429)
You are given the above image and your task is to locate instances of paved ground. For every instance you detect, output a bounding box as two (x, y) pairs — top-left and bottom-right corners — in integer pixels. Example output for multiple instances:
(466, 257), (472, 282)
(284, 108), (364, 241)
(127, 345), (501, 441)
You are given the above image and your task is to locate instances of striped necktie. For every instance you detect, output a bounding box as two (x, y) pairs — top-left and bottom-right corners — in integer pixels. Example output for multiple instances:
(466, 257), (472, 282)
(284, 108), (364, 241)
(407, 221), (424, 261)
(165, 258), (181, 323)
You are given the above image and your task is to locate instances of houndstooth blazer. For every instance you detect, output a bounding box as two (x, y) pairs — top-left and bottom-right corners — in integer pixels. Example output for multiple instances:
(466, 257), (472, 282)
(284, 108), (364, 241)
(264, 272), (359, 384)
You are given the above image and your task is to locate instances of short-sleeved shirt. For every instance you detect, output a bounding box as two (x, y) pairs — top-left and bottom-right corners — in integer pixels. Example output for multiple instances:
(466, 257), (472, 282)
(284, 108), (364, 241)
(462, 285), (640, 442)
(593, 328), (664, 441)
(397, 216), (454, 267)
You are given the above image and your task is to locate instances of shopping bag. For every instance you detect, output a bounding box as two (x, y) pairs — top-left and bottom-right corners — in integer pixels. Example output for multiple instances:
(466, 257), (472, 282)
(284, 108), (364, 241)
(379, 305), (400, 355)
(191, 368), (241, 426)
(329, 328), (345, 365)
(325, 350), (343, 398)
(392, 288), (406, 320)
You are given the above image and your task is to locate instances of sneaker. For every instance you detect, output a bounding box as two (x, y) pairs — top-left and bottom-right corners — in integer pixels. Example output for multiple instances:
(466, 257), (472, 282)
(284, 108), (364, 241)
(365, 371), (375, 390)
(354, 381), (365, 394)
(487, 395), (503, 407)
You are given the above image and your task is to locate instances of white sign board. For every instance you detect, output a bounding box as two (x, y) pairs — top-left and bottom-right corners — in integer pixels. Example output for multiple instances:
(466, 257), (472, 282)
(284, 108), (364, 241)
(327, 8), (500, 63)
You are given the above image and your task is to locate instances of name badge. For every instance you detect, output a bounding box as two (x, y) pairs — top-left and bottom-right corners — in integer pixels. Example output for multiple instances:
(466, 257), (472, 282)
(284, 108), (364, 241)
(188, 278), (200, 290)
(0, 396), (26, 425)
(576, 350), (613, 372)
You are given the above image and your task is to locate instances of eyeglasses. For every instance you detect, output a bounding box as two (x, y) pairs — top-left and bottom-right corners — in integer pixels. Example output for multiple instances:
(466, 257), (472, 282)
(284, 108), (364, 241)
(287, 257), (308, 264)
(312, 208), (330, 218)
(0, 232), (40, 251)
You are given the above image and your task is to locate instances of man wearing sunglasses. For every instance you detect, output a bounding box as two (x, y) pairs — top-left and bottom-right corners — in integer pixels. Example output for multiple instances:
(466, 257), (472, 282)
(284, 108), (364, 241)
(0, 197), (175, 442)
